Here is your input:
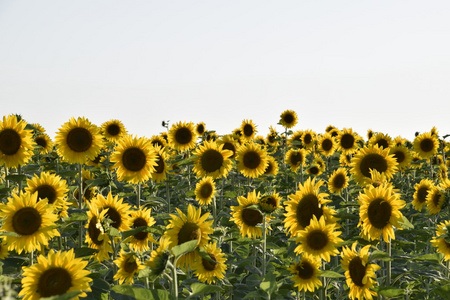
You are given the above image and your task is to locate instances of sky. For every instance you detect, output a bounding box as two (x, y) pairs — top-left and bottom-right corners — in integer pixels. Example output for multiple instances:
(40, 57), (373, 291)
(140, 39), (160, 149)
(1, 0), (450, 142)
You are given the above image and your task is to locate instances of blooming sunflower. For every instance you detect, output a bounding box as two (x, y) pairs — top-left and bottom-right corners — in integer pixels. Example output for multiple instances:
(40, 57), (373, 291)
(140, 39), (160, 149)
(431, 220), (450, 261)
(147, 237), (171, 277)
(230, 190), (268, 239)
(317, 133), (336, 157)
(263, 155), (279, 176)
(151, 145), (170, 183)
(350, 145), (398, 186)
(149, 134), (167, 149)
(302, 129), (316, 150)
(288, 254), (322, 292)
(85, 203), (113, 262)
(195, 176), (216, 206)
(358, 184), (405, 242)
(236, 142), (268, 178)
(101, 119), (127, 143)
(341, 242), (381, 300)
(55, 117), (103, 164)
(259, 191), (281, 214)
(19, 249), (92, 300)
(113, 250), (145, 285)
(266, 126), (279, 148)
(289, 131), (304, 149)
(168, 121), (197, 152)
(192, 242), (227, 284)
(192, 140), (233, 179)
(0, 192), (59, 254)
(217, 134), (238, 159)
(240, 119), (257, 141)
(164, 204), (214, 268)
(279, 109), (298, 129)
(285, 148), (307, 172)
(337, 128), (361, 155)
(73, 168), (97, 204)
(127, 207), (156, 253)
(111, 135), (157, 184)
(368, 132), (392, 149)
(339, 152), (353, 167)
(327, 168), (349, 194)
(413, 132), (439, 159)
(0, 114), (35, 168)
(294, 215), (343, 262)
(284, 177), (337, 236)
(34, 133), (53, 155)
(91, 191), (131, 232)
(426, 187), (445, 215)
(389, 145), (412, 169)
(412, 179), (435, 211)
(195, 122), (206, 136)
(25, 171), (70, 218)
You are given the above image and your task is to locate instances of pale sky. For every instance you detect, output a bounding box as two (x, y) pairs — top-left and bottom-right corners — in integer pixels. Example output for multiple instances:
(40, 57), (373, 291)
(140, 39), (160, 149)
(1, 0), (450, 142)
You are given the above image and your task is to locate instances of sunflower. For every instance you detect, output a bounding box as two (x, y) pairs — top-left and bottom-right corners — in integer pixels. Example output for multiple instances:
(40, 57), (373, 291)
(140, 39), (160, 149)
(149, 134), (167, 149)
(30, 122), (46, 134)
(55, 117), (103, 164)
(0, 192), (59, 254)
(368, 132), (392, 149)
(195, 177), (216, 206)
(19, 249), (92, 300)
(341, 242), (381, 300)
(259, 191), (282, 214)
(284, 177), (337, 236)
(337, 128), (361, 155)
(164, 204), (214, 268)
(147, 237), (171, 277)
(205, 131), (218, 142)
(263, 155), (279, 176)
(389, 145), (412, 169)
(217, 135), (238, 159)
(168, 121), (197, 152)
(393, 136), (407, 147)
(113, 250), (145, 285)
(439, 164), (449, 181)
(412, 179), (435, 211)
(127, 207), (157, 253)
(0, 114), (35, 168)
(317, 133), (336, 157)
(431, 220), (450, 261)
(101, 119), (127, 143)
(240, 119), (257, 141)
(25, 171), (70, 217)
(230, 190), (269, 239)
(192, 140), (233, 179)
(195, 122), (206, 136)
(294, 215), (343, 262)
(111, 135), (157, 184)
(73, 168), (97, 204)
(192, 242), (227, 284)
(350, 145), (398, 186)
(426, 187), (445, 215)
(285, 148), (307, 172)
(358, 184), (405, 242)
(289, 131), (304, 149)
(85, 203), (113, 262)
(236, 142), (268, 178)
(366, 129), (375, 141)
(34, 133), (53, 155)
(328, 168), (349, 194)
(302, 129), (316, 150)
(288, 254), (322, 292)
(279, 109), (298, 129)
(306, 165), (322, 177)
(91, 191), (131, 232)
(266, 126), (279, 147)
(151, 145), (170, 183)
(413, 132), (439, 159)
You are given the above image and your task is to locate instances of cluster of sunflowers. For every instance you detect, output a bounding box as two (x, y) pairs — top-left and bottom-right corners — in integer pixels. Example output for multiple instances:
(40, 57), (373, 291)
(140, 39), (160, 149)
(0, 111), (449, 299)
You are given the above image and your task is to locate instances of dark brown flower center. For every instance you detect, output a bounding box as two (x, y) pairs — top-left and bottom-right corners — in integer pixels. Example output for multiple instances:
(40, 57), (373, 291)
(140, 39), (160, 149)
(283, 114), (294, 124)
(392, 150), (405, 164)
(348, 256), (366, 287)
(308, 166), (320, 175)
(103, 206), (122, 229)
(154, 154), (165, 174)
(289, 152), (303, 166)
(242, 208), (263, 227)
(88, 216), (103, 246)
(306, 229), (329, 250)
(133, 217), (148, 240)
(36, 184), (57, 204)
(321, 139), (333, 151)
(264, 162), (273, 174)
(66, 127), (93, 152)
(332, 174), (346, 189)
(303, 134), (312, 145)
(359, 153), (388, 178)
(12, 207), (42, 235)
(261, 196), (277, 208)
(0, 129), (22, 155)
(124, 259), (138, 274)
(432, 192), (442, 208)
(175, 127), (193, 145)
(222, 142), (236, 158)
(375, 139), (389, 149)
(197, 124), (205, 135)
(38, 267), (72, 297)
(340, 134), (355, 149)
(202, 253), (217, 271)
(178, 222), (200, 245)
(420, 138), (434, 153)
(35, 136), (47, 148)
(122, 147), (147, 172)
(243, 124), (254, 137)
(417, 187), (429, 203)
(107, 124), (121, 136)
(296, 194), (323, 228)
(367, 198), (392, 229)
(243, 151), (261, 169)
(200, 183), (213, 199)
(152, 140), (165, 148)
(296, 261), (314, 279)
(201, 149), (224, 173)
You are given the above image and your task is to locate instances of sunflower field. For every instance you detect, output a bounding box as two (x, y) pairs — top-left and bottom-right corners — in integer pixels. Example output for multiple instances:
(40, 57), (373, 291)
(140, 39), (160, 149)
(0, 111), (449, 300)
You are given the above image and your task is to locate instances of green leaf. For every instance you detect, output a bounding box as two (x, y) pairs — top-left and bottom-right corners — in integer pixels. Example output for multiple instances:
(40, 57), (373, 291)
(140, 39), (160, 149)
(376, 286), (404, 298)
(41, 291), (82, 300)
(121, 226), (151, 240)
(260, 272), (277, 294)
(65, 212), (88, 222)
(320, 270), (344, 278)
(5, 174), (27, 184)
(412, 253), (440, 263)
(198, 246), (216, 264)
(108, 227), (121, 237)
(74, 247), (97, 258)
(171, 240), (198, 258)
(0, 231), (20, 237)
(398, 216), (414, 229)
(86, 178), (109, 187)
(187, 283), (222, 299)
(370, 250), (393, 262)
(112, 285), (175, 300)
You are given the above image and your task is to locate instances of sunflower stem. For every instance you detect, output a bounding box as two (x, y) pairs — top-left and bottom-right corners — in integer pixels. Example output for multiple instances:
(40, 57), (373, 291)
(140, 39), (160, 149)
(29, 250), (34, 265)
(17, 165), (22, 191)
(212, 196), (217, 227)
(170, 259), (179, 298)
(136, 183), (141, 209)
(262, 215), (267, 277)
(78, 163), (83, 248)
(166, 180), (171, 213)
(386, 238), (392, 286)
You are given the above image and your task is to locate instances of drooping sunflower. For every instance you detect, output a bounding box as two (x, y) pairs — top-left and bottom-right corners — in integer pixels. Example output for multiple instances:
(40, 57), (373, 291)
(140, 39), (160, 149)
(195, 176), (216, 206)
(317, 133), (336, 157)
(164, 204), (214, 268)
(279, 109), (298, 129)
(288, 254), (322, 292)
(389, 145), (412, 169)
(113, 250), (145, 285)
(168, 121), (197, 152)
(147, 237), (171, 277)
(111, 135), (158, 184)
(217, 134), (238, 159)
(240, 119), (257, 141)
(259, 191), (282, 214)
(302, 129), (316, 150)
(393, 136), (407, 147)
(327, 168), (349, 194)
(205, 131), (218, 142)
(431, 220), (450, 261)
(294, 215), (343, 262)
(85, 203), (113, 262)
(150, 145), (170, 183)
(127, 207), (156, 253)
(412, 179), (435, 211)
(230, 190), (269, 239)
(91, 191), (131, 232)
(55, 117), (103, 164)
(358, 184), (405, 242)
(350, 145), (398, 186)
(0, 192), (59, 254)
(426, 187), (445, 215)
(25, 171), (70, 218)
(337, 128), (361, 155)
(101, 119), (127, 143)
(263, 155), (279, 176)
(236, 142), (268, 178)
(285, 148), (307, 172)
(192, 242), (228, 284)
(366, 129), (375, 141)
(192, 140), (233, 179)
(413, 132), (439, 159)
(0, 114), (35, 168)
(368, 132), (393, 149)
(34, 133), (54, 155)
(284, 177), (337, 236)
(266, 126), (279, 148)
(195, 122), (206, 136)
(19, 249), (92, 300)
(341, 242), (381, 300)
